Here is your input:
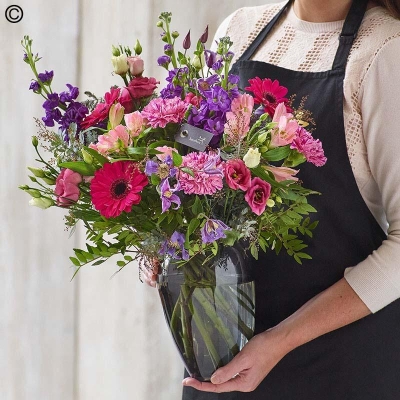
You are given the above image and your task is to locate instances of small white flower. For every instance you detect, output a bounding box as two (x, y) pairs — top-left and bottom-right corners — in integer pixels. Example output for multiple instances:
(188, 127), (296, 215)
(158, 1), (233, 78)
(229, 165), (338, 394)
(111, 54), (129, 75)
(243, 148), (261, 168)
(29, 197), (53, 209)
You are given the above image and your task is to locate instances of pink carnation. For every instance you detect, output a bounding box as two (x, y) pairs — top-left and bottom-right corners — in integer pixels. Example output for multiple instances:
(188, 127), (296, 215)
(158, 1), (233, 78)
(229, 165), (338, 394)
(290, 127), (327, 167)
(178, 151), (224, 195)
(141, 97), (188, 128)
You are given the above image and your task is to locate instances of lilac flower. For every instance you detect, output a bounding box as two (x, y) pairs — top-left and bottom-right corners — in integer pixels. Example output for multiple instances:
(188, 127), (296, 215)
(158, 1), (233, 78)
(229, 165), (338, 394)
(59, 84), (79, 103)
(160, 83), (183, 99)
(160, 231), (189, 260)
(29, 80), (40, 92)
(158, 55), (171, 68)
(225, 51), (234, 62)
(145, 158), (176, 179)
(201, 219), (231, 243)
(38, 70), (54, 84)
(160, 179), (181, 213)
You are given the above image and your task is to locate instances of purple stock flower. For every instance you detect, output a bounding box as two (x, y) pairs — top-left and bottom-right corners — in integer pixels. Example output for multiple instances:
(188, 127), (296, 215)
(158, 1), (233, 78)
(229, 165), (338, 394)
(212, 60), (223, 72)
(29, 80), (40, 92)
(160, 231), (189, 260)
(42, 93), (59, 111)
(164, 44), (173, 53)
(201, 219), (231, 243)
(197, 75), (220, 95)
(23, 53), (28, 61)
(160, 179), (181, 213)
(207, 86), (231, 112)
(166, 67), (189, 84)
(59, 102), (88, 133)
(59, 84), (79, 103)
(42, 108), (62, 127)
(160, 83), (183, 99)
(38, 70), (54, 84)
(158, 55), (171, 68)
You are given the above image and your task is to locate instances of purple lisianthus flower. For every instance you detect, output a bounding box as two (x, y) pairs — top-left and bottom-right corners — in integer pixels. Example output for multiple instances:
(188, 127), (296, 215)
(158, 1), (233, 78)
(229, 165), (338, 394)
(158, 55), (171, 68)
(204, 50), (217, 69)
(160, 83), (183, 99)
(42, 93), (59, 111)
(59, 84), (79, 103)
(160, 179), (181, 213)
(160, 231), (189, 260)
(38, 70), (54, 84)
(29, 80), (40, 92)
(201, 219), (231, 244)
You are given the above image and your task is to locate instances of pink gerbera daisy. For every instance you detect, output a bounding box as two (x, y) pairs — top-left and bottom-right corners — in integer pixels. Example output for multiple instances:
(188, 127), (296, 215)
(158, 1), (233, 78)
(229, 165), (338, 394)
(245, 77), (289, 117)
(90, 161), (148, 218)
(141, 97), (188, 128)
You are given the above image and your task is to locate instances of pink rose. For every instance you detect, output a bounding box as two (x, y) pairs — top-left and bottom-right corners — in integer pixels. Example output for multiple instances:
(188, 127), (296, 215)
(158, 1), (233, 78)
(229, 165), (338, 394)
(127, 56), (144, 77)
(184, 92), (202, 107)
(224, 159), (251, 191)
(55, 169), (82, 207)
(244, 177), (271, 216)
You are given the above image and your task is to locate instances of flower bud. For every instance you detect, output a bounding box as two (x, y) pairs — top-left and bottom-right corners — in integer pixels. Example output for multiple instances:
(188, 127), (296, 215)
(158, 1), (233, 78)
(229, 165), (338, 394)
(108, 103), (125, 129)
(127, 56), (144, 77)
(257, 132), (267, 143)
(260, 146), (269, 153)
(156, 20), (164, 28)
(134, 39), (143, 55)
(19, 185), (30, 191)
(171, 31), (179, 39)
(164, 44), (173, 55)
(111, 54), (129, 76)
(183, 30), (191, 50)
(276, 196), (282, 203)
(243, 148), (261, 168)
(28, 167), (45, 178)
(26, 188), (42, 198)
(199, 25), (209, 44)
(267, 199), (275, 208)
(41, 177), (56, 185)
(158, 55), (171, 69)
(32, 136), (39, 147)
(191, 54), (203, 70)
(204, 50), (217, 69)
(81, 149), (94, 165)
(29, 197), (54, 209)
(112, 45), (121, 57)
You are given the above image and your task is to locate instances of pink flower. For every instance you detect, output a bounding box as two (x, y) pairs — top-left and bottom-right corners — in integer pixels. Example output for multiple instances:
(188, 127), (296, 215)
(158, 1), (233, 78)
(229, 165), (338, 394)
(270, 104), (299, 148)
(90, 125), (130, 155)
(124, 111), (143, 137)
(224, 159), (251, 191)
(127, 56), (144, 77)
(55, 168), (82, 207)
(109, 103), (124, 129)
(178, 151), (224, 195)
(224, 112), (251, 141)
(290, 127), (327, 167)
(245, 177), (271, 216)
(90, 161), (148, 218)
(272, 102), (293, 123)
(265, 165), (299, 182)
(230, 94), (254, 114)
(141, 97), (188, 128)
(184, 92), (202, 107)
(155, 146), (178, 162)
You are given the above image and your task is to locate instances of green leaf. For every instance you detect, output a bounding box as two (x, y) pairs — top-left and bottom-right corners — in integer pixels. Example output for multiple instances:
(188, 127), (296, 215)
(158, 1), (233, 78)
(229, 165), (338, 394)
(117, 261), (126, 267)
(181, 167), (194, 177)
(59, 161), (96, 176)
(187, 218), (201, 239)
(192, 196), (203, 215)
(148, 140), (175, 149)
(250, 244), (259, 260)
(151, 174), (161, 185)
(262, 145), (291, 161)
(92, 259), (106, 266)
(82, 146), (108, 166)
(297, 252), (312, 260)
(222, 230), (240, 246)
(70, 257), (81, 267)
(75, 251), (87, 263)
(172, 151), (183, 167)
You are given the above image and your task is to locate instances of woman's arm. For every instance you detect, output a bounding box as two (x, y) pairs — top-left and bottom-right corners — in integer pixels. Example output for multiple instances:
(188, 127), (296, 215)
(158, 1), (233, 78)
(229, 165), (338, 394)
(183, 277), (371, 393)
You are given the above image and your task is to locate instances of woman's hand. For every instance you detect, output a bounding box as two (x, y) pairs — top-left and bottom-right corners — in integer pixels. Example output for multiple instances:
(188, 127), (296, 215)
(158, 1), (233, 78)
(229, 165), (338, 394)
(182, 327), (291, 393)
(141, 258), (161, 288)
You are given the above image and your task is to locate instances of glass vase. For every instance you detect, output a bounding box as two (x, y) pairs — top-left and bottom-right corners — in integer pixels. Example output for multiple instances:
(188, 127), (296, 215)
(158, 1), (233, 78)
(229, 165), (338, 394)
(157, 244), (255, 381)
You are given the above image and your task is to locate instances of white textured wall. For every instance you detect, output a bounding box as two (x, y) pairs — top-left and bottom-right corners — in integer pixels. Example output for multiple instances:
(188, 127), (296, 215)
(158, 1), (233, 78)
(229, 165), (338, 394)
(1, 0), (272, 399)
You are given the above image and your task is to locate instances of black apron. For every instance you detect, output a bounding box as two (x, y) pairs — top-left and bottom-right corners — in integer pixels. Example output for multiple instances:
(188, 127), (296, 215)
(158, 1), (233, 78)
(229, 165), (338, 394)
(183, 1), (400, 398)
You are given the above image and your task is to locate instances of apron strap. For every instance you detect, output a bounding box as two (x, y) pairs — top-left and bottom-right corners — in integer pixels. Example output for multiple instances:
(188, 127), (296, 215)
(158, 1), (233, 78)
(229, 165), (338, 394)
(332, 0), (369, 70)
(237, 0), (293, 62)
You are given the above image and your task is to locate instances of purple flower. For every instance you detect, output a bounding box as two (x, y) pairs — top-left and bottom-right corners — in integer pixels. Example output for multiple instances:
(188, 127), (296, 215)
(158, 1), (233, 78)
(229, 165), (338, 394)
(59, 101), (88, 133)
(183, 30), (191, 50)
(160, 231), (189, 260)
(29, 80), (40, 92)
(23, 53), (28, 61)
(59, 84), (79, 103)
(203, 150), (223, 176)
(42, 93), (59, 111)
(212, 60), (223, 72)
(166, 67), (189, 84)
(158, 55), (171, 68)
(42, 108), (62, 127)
(204, 50), (217, 69)
(199, 25), (209, 44)
(206, 86), (231, 112)
(145, 160), (159, 176)
(164, 44), (173, 53)
(197, 75), (220, 95)
(201, 219), (231, 243)
(38, 70), (54, 84)
(160, 83), (183, 99)
(160, 179), (181, 213)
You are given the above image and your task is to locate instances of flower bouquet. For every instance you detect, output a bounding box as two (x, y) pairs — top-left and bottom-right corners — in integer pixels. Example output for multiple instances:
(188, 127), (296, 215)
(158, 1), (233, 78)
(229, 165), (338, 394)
(20, 12), (326, 381)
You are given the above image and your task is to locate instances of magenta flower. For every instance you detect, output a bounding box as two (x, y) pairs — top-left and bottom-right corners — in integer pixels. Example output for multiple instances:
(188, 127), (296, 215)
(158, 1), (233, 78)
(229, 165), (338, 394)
(160, 179), (181, 213)
(55, 168), (82, 207)
(201, 219), (231, 243)
(224, 159), (251, 191)
(290, 127), (327, 167)
(178, 151), (224, 195)
(245, 177), (272, 216)
(141, 97), (188, 128)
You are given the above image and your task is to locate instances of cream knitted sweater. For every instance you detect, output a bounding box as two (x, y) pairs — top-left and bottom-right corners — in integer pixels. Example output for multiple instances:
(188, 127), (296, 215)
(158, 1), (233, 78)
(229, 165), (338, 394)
(213, 2), (400, 312)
